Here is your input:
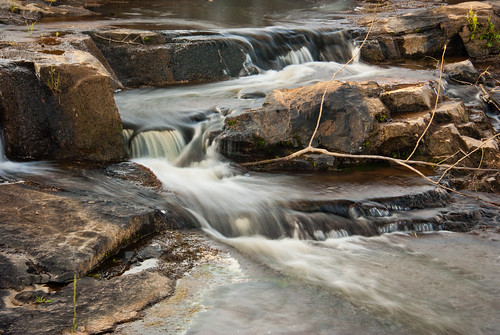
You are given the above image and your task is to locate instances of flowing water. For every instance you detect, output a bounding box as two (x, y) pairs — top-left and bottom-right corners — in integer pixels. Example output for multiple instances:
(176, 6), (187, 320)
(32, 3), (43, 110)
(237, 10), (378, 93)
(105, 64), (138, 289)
(114, 43), (500, 333)
(6, 2), (500, 334)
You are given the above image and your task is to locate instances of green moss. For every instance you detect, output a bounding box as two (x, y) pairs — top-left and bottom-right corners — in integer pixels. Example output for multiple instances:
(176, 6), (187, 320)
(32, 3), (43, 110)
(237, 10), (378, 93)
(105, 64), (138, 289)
(377, 114), (387, 122)
(253, 134), (266, 149)
(227, 119), (235, 127)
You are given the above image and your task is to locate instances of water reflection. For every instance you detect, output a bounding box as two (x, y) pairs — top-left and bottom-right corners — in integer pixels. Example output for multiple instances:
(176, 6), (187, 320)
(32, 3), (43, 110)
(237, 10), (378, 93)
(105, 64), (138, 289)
(94, 0), (355, 28)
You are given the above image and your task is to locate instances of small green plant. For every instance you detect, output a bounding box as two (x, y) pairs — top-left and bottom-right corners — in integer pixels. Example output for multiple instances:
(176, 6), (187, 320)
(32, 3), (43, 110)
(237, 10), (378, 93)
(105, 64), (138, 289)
(479, 17), (500, 48)
(25, 21), (37, 37)
(466, 9), (500, 49)
(143, 36), (150, 43)
(376, 113), (387, 122)
(55, 31), (60, 37)
(467, 7), (478, 39)
(47, 65), (61, 95)
(227, 119), (235, 126)
(9, 0), (19, 12)
(72, 274), (77, 334)
(253, 135), (265, 149)
(35, 296), (53, 304)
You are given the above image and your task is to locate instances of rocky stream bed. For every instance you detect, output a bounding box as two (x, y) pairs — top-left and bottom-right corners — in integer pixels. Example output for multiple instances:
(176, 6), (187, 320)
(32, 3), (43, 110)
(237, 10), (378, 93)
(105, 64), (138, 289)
(0, 0), (500, 334)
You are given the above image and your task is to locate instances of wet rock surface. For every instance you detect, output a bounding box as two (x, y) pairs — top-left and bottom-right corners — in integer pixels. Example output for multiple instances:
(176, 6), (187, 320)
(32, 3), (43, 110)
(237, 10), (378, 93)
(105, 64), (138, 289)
(360, 2), (500, 63)
(217, 80), (499, 168)
(89, 29), (248, 87)
(0, 162), (223, 334)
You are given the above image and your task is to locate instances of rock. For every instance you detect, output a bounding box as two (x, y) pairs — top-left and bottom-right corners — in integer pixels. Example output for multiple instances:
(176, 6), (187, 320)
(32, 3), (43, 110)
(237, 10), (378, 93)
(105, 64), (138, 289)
(367, 112), (429, 157)
(399, 30), (447, 58)
(425, 124), (467, 156)
(0, 176), (170, 285)
(380, 84), (436, 114)
(0, 34), (127, 163)
(218, 81), (383, 162)
(360, 1), (500, 62)
(444, 59), (481, 84)
(462, 135), (499, 151)
(0, 60), (55, 160)
(4, 272), (173, 335)
(218, 78), (500, 169)
(91, 29), (248, 87)
(434, 100), (468, 124)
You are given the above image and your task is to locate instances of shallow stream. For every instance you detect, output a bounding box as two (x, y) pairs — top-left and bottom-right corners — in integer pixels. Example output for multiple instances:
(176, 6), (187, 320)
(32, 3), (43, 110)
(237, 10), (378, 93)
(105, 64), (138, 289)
(3, 1), (500, 334)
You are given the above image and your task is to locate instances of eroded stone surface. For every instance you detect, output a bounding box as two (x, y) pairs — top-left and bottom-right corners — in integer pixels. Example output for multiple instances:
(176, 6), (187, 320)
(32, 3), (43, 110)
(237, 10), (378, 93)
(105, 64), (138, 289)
(4, 272), (173, 335)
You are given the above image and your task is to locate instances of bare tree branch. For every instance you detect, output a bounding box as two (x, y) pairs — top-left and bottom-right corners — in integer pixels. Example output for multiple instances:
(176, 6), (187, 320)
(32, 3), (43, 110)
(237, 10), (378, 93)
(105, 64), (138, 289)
(406, 45), (446, 161)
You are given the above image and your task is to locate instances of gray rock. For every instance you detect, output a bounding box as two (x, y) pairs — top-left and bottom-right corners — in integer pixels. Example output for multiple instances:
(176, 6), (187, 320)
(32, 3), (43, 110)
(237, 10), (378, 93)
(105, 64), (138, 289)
(360, 1), (500, 62)
(218, 81), (384, 162)
(91, 29), (248, 87)
(380, 85), (436, 114)
(5, 272), (173, 335)
(444, 59), (481, 84)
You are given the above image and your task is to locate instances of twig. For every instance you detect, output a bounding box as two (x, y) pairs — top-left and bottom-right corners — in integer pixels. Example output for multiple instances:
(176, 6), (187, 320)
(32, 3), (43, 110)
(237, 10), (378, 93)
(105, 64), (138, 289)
(406, 45), (446, 161)
(479, 84), (500, 112)
(436, 150), (462, 165)
(475, 65), (490, 85)
(437, 133), (500, 183)
(93, 33), (143, 45)
(308, 6), (376, 148)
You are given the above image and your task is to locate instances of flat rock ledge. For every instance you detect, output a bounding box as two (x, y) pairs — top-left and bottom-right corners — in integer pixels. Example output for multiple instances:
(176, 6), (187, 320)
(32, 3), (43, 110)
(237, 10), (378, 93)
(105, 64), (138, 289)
(0, 162), (209, 334)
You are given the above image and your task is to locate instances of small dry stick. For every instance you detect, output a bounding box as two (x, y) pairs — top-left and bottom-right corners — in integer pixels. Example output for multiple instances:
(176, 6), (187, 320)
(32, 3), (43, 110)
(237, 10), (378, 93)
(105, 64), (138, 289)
(437, 133), (500, 183)
(436, 150), (462, 165)
(308, 17), (376, 148)
(406, 45), (446, 161)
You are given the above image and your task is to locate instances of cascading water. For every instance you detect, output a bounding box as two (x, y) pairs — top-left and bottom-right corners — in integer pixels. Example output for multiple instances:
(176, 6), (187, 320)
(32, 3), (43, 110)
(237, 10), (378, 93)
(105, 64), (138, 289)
(115, 35), (500, 333)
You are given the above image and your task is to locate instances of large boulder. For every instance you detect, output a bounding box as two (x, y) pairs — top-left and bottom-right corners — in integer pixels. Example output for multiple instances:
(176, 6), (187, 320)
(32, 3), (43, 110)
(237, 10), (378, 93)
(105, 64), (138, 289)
(90, 29), (248, 87)
(218, 81), (385, 162)
(0, 33), (127, 163)
(217, 80), (500, 168)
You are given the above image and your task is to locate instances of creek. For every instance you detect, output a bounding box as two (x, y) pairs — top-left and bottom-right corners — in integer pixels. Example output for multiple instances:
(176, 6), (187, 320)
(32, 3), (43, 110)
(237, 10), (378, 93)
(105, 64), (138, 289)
(4, 1), (500, 334)
(113, 34), (499, 334)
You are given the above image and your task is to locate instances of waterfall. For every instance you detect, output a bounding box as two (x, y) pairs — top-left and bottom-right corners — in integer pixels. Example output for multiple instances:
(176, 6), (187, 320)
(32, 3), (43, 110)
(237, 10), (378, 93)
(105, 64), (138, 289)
(112, 32), (500, 333)
(219, 27), (353, 71)
(277, 46), (314, 67)
(0, 133), (5, 163)
(123, 129), (186, 161)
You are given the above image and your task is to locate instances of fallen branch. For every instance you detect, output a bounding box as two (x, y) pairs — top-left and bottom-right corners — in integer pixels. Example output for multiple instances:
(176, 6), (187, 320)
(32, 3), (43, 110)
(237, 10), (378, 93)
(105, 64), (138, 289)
(437, 133), (500, 183)
(242, 148), (499, 206)
(406, 45), (446, 161)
